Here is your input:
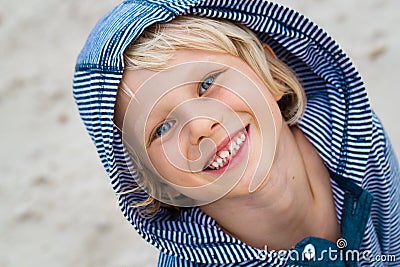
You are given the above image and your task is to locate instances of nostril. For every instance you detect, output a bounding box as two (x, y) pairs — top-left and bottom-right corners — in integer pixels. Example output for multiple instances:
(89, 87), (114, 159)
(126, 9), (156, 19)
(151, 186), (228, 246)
(211, 121), (219, 130)
(198, 135), (205, 143)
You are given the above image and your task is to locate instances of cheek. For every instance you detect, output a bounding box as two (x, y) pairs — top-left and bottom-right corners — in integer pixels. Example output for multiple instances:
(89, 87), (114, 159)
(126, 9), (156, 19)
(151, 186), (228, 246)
(147, 146), (175, 178)
(146, 152), (199, 190)
(147, 142), (192, 185)
(215, 88), (249, 112)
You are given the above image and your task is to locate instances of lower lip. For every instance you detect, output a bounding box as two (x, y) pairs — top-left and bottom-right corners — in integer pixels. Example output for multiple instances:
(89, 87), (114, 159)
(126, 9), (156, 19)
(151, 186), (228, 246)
(203, 126), (250, 175)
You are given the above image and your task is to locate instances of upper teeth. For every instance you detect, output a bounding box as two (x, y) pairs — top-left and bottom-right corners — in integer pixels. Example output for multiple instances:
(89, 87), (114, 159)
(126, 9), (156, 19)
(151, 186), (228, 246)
(207, 131), (247, 170)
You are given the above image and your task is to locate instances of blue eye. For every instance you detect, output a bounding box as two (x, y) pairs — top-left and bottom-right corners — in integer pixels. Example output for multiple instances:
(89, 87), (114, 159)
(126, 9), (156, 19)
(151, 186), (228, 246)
(199, 74), (216, 95)
(154, 120), (175, 139)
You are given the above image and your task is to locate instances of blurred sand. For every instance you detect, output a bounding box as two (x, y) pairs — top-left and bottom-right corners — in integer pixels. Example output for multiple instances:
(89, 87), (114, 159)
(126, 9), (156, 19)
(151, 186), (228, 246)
(0, 0), (398, 266)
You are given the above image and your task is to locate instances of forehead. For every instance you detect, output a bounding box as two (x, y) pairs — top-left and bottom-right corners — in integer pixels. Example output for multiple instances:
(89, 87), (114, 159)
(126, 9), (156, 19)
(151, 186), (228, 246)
(121, 49), (255, 93)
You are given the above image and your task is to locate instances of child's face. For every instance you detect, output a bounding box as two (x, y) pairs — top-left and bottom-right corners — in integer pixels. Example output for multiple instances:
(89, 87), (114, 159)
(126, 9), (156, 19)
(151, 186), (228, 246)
(116, 49), (283, 206)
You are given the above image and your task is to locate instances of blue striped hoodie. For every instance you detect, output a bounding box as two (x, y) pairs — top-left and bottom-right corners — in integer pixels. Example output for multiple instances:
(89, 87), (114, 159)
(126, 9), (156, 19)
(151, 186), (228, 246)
(72, 0), (400, 266)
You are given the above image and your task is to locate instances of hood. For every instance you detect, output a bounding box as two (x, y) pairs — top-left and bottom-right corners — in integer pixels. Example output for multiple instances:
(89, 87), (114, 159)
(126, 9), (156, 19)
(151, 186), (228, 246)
(73, 0), (373, 265)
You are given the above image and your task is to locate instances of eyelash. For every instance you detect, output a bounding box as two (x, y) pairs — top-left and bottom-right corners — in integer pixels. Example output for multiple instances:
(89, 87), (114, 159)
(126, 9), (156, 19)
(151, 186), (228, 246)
(151, 120), (176, 141)
(199, 73), (217, 96)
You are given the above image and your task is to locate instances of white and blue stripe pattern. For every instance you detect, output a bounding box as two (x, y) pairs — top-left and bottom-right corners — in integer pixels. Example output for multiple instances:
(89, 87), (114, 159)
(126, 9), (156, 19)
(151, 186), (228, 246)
(73, 0), (400, 266)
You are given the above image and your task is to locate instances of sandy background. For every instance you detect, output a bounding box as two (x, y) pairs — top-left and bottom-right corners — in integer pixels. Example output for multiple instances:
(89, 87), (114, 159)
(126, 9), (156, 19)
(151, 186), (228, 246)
(0, 0), (398, 266)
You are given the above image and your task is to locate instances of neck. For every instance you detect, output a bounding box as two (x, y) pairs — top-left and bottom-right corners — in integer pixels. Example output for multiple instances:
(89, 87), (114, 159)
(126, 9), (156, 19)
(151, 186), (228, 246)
(200, 123), (339, 250)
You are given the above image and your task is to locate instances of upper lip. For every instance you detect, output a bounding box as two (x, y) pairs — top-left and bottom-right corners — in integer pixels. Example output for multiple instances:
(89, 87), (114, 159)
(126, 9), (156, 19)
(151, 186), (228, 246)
(203, 125), (248, 169)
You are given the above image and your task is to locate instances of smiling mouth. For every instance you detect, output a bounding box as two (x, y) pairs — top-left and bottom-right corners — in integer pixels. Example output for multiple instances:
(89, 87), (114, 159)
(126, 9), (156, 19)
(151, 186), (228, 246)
(205, 125), (249, 171)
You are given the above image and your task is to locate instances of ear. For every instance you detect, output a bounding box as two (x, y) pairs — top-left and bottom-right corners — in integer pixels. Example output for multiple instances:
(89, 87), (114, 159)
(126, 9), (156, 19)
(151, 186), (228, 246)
(271, 91), (284, 102)
(273, 93), (283, 102)
(262, 43), (278, 59)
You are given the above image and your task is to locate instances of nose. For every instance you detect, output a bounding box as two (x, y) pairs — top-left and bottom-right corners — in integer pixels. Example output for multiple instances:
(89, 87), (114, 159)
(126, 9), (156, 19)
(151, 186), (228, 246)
(187, 118), (219, 145)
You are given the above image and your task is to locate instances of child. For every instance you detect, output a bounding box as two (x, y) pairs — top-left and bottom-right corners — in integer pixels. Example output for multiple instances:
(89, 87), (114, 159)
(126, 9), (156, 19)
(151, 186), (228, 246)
(73, 1), (399, 266)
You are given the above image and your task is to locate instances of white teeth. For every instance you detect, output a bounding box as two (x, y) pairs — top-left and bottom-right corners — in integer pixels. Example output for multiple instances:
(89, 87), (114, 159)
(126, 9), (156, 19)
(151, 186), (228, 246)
(207, 129), (248, 170)
(220, 150), (229, 159)
(229, 142), (235, 153)
(229, 141), (239, 155)
(231, 148), (237, 156)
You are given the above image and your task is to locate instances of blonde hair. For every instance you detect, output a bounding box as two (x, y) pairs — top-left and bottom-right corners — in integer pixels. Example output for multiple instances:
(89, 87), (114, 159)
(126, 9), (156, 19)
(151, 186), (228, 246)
(119, 16), (306, 215)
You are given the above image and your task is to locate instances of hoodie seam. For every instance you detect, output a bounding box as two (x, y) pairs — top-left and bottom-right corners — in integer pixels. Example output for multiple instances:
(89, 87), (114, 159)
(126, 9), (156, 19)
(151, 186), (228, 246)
(124, 0), (192, 15)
